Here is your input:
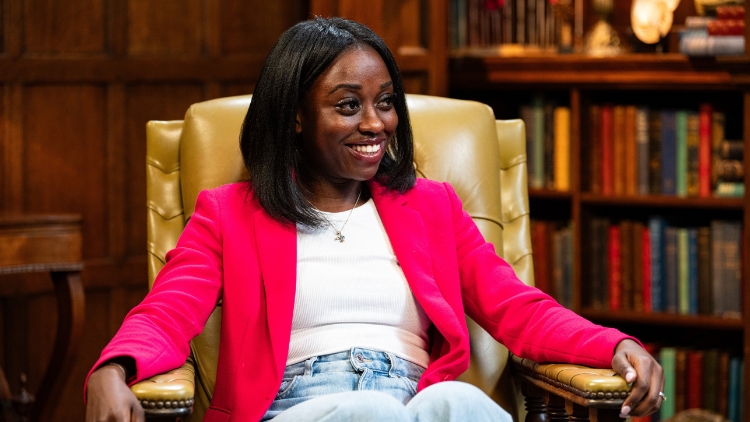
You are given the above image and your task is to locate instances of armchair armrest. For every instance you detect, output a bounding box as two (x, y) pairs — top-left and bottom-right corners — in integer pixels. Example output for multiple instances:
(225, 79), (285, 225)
(511, 355), (631, 422)
(131, 360), (195, 419)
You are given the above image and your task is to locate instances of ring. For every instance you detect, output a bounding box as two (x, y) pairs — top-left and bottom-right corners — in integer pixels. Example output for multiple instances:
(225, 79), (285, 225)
(659, 392), (667, 401)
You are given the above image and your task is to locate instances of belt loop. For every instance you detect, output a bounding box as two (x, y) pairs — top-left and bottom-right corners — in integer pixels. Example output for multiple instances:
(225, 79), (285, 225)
(385, 351), (396, 378)
(304, 356), (318, 376)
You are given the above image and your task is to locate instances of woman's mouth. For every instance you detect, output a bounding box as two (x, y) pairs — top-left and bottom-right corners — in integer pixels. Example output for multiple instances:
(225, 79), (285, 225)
(349, 143), (382, 156)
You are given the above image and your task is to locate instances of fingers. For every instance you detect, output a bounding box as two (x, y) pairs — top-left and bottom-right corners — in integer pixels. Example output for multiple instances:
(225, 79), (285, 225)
(612, 340), (664, 418)
(131, 402), (146, 422)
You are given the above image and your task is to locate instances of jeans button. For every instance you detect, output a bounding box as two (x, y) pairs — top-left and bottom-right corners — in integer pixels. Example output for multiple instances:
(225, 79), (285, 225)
(356, 354), (364, 362)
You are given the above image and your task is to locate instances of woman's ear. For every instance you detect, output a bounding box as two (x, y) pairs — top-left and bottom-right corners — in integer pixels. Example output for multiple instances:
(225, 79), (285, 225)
(295, 110), (303, 135)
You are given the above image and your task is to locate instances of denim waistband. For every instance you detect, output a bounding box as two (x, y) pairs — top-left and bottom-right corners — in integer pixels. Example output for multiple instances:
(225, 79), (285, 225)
(283, 348), (425, 382)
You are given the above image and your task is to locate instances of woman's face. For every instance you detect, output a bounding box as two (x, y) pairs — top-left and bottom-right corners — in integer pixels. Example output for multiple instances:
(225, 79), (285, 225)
(296, 45), (398, 190)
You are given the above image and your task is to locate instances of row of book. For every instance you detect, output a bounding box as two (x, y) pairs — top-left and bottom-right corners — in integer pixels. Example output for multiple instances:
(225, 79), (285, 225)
(520, 98), (571, 191)
(638, 347), (744, 422)
(589, 104), (744, 198)
(530, 220), (573, 309)
(587, 218), (742, 318)
(679, 5), (745, 56)
(449, 0), (568, 51)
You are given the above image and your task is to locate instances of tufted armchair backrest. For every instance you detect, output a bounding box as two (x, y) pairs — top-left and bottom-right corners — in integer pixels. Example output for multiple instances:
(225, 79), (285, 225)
(145, 94), (533, 420)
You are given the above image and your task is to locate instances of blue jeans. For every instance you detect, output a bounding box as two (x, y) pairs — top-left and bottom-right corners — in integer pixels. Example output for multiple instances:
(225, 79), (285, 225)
(262, 348), (511, 422)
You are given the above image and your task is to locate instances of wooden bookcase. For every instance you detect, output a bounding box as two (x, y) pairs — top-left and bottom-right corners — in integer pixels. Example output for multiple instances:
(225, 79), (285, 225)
(450, 54), (750, 419)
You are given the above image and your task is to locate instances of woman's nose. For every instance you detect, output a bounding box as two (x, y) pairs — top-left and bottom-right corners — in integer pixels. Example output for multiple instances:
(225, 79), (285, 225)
(358, 106), (384, 134)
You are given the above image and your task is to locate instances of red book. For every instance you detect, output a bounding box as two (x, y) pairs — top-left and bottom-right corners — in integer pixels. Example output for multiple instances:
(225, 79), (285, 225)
(698, 104), (712, 197)
(642, 228), (652, 313)
(716, 5), (745, 20)
(601, 105), (614, 196)
(707, 19), (745, 36)
(609, 224), (622, 311)
(687, 350), (704, 409)
(532, 221), (551, 296)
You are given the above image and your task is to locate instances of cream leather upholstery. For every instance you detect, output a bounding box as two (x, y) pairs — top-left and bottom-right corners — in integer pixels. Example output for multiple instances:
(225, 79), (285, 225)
(142, 94), (536, 419)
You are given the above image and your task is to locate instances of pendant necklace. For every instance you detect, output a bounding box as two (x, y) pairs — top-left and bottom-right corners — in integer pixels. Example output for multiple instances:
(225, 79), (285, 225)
(319, 187), (362, 243)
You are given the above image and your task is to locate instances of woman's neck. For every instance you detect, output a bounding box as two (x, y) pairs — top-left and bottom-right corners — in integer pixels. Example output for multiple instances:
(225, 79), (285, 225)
(304, 181), (370, 213)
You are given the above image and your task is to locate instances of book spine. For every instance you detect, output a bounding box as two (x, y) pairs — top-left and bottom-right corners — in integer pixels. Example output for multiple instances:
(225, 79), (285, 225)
(621, 221), (634, 311)
(687, 351), (704, 410)
(712, 112), (726, 190)
(633, 222), (644, 312)
(715, 181), (745, 197)
(649, 112), (662, 194)
(729, 357), (742, 422)
(531, 221), (551, 296)
(637, 107), (650, 195)
(660, 347), (677, 419)
(602, 105), (614, 195)
(720, 140), (744, 160)
(698, 226), (713, 315)
(532, 96), (545, 188)
(688, 228), (699, 315)
(675, 349), (687, 412)
(675, 111), (688, 197)
(677, 228), (689, 315)
(590, 105), (602, 194)
(554, 106), (571, 191)
(544, 102), (555, 189)
(711, 220), (725, 316)
(665, 226), (678, 313)
(608, 224), (622, 311)
(718, 351), (730, 417)
(722, 221), (742, 317)
(625, 106), (638, 196)
(661, 111), (677, 195)
(642, 227), (652, 312)
(702, 349), (719, 412)
(699, 104), (712, 197)
(687, 112), (700, 197)
(649, 217), (665, 312)
(589, 218), (604, 309)
(614, 106), (626, 195)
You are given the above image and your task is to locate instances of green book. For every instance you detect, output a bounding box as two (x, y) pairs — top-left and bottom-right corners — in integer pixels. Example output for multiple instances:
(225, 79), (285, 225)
(678, 228), (689, 315)
(660, 347), (677, 419)
(676, 110), (688, 197)
(532, 96), (545, 189)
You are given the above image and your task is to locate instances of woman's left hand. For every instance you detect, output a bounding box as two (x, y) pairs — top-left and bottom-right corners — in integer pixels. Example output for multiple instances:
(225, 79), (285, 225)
(611, 339), (664, 418)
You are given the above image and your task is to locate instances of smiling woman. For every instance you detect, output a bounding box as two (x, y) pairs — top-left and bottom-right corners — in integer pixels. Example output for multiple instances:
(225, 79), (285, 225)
(85, 17), (664, 422)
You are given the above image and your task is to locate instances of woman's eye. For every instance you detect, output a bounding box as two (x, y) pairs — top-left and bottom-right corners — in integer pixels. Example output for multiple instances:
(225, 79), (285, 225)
(378, 95), (394, 108)
(337, 100), (360, 112)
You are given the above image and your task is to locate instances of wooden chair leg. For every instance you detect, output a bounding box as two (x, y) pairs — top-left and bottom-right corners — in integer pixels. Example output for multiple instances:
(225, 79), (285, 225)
(521, 381), (547, 422)
(545, 393), (569, 422)
(565, 401), (590, 422)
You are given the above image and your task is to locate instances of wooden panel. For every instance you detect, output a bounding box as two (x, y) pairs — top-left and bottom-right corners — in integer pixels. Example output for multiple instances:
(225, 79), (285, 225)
(1, 85), (23, 211)
(382, 0), (424, 49)
(127, 0), (204, 56)
(23, 0), (106, 54)
(124, 84), (204, 256)
(221, 82), (255, 98)
(402, 73), (427, 94)
(338, 0), (384, 33)
(221, 1), (308, 56)
(24, 85), (108, 260)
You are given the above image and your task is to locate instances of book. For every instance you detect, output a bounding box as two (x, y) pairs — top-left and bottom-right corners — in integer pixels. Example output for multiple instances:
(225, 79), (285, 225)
(675, 110), (688, 197)
(721, 220), (742, 318)
(661, 111), (677, 195)
(625, 106), (638, 196)
(642, 226), (652, 313)
(698, 104), (712, 197)
(633, 221), (645, 313)
(697, 226), (713, 315)
(718, 351), (730, 417)
(553, 106), (571, 191)
(715, 159), (744, 182)
(621, 220), (634, 311)
(702, 349), (719, 412)
(687, 112), (700, 197)
(590, 105), (602, 193)
(614, 106), (626, 195)
(720, 140), (744, 160)
(728, 357), (742, 422)
(544, 101), (555, 189)
(675, 349), (687, 412)
(688, 228), (699, 315)
(687, 350), (703, 409)
(532, 96), (545, 188)
(649, 217), (666, 312)
(660, 347), (677, 419)
(531, 221), (552, 296)
(664, 226), (678, 313)
(590, 218), (609, 309)
(602, 105), (614, 195)
(637, 107), (650, 195)
(711, 220), (725, 316)
(649, 112), (662, 194)
(680, 34), (745, 56)
(712, 112), (726, 190)
(677, 228), (689, 315)
(715, 181), (745, 197)
(608, 224), (622, 311)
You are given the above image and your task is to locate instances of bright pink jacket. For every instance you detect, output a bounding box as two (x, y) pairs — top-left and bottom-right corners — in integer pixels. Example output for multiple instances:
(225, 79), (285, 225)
(87, 179), (634, 421)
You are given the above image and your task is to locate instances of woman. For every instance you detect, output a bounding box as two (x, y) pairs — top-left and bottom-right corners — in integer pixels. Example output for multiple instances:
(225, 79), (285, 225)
(86, 17), (663, 422)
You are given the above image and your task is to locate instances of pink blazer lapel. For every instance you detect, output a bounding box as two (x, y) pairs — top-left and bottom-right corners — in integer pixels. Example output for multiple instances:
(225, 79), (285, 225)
(369, 182), (457, 326)
(253, 208), (297, 370)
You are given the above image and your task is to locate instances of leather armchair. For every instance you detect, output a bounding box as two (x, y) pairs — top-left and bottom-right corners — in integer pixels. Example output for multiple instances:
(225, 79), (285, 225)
(137, 94), (631, 421)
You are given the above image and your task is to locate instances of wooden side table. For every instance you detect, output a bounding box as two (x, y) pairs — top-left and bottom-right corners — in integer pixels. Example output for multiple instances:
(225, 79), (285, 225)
(0, 214), (85, 422)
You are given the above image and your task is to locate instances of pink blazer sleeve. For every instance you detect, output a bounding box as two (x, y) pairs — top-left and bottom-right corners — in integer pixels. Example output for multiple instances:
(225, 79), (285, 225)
(443, 183), (638, 367)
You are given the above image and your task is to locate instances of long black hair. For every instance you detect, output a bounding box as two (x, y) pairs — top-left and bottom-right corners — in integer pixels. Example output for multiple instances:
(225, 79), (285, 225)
(239, 17), (415, 227)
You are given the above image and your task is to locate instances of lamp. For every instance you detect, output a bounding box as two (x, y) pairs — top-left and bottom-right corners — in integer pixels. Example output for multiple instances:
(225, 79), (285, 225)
(631, 0), (681, 44)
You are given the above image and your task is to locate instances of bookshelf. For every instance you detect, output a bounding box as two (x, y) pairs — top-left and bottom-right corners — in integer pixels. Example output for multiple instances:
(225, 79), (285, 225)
(450, 53), (750, 420)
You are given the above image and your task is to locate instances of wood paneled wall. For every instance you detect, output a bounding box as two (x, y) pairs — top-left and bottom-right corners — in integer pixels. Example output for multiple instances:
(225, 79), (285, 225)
(0, 1), (308, 420)
(0, 0), (446, 420)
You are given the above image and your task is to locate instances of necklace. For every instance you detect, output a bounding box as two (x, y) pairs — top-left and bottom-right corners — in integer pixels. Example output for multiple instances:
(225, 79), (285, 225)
(318, 187), (362, 243)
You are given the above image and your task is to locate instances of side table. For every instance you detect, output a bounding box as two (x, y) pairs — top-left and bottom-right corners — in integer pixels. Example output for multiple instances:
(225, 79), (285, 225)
(0, 214), (85, 421)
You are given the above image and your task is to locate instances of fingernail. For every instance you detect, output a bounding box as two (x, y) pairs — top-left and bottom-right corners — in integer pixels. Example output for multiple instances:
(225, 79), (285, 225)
(619, 405), (631, 418)
(626, 370), (636, 383)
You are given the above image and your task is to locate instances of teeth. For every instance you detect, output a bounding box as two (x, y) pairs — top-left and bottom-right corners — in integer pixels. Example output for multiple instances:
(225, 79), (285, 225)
(352, 143), (381, 154)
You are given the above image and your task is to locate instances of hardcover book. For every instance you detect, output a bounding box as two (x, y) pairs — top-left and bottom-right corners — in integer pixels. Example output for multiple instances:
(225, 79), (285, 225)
(637, 107), (650, 195)
(614, 106), (626, 195)
(649, 112), (663, 194)
(661, 111), (677, 195)
(625, 106), (638, 195)
(698, 104), (712, 197)
(675, 111), (688, 197)
(649, 217), (666, 312)
(687, 112), (700, 197)
(602, 105), (614, 195)
(664, 226), (678, 313)
(590, 105), (602, 194)
(608, 224), (622, 311)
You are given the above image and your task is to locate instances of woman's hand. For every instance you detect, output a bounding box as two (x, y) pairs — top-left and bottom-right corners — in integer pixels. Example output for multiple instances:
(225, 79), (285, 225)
(611, 339), (664, 418)
(86, 364), (144, 422)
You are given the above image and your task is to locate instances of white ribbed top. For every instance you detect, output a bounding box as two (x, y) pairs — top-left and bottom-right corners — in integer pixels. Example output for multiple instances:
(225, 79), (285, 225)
(289, 198), (431, 368)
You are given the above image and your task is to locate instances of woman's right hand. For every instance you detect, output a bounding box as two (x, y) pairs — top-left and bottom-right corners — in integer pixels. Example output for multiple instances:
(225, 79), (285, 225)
(86, 364), (144, 422)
